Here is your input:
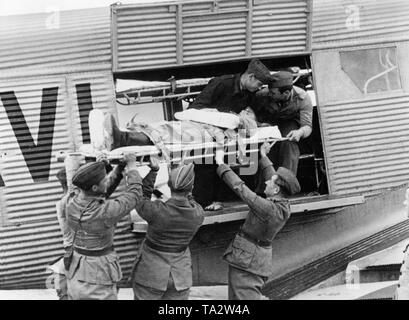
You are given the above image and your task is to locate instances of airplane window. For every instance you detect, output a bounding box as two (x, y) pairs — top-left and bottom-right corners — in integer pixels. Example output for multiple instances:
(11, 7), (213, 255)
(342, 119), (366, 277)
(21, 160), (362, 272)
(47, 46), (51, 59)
(339, 47), (401, 94)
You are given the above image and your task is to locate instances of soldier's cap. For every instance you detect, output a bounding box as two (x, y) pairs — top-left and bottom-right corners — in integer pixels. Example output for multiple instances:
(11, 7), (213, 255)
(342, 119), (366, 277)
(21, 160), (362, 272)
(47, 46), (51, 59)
(168, 163), (195, 192)
(274, 167), (301, 195)
(269, 71), (293, 88)
(72, 162), (106, 191)
(56, 168), (67, 184)
(246, 59), (272, 84)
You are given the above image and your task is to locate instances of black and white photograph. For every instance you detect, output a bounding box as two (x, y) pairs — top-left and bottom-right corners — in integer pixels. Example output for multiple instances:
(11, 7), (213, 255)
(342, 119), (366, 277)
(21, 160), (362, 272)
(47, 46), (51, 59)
(0, 0), (408, 306)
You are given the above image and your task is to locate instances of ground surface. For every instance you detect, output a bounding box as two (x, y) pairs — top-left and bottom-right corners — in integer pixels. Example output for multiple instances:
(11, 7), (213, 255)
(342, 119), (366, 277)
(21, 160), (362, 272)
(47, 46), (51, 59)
(0, 286), (228, 300)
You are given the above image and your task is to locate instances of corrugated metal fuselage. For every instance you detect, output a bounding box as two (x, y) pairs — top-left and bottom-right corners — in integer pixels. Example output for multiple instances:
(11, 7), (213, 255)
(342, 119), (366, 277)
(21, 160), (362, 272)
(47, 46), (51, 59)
(1, 0), (409, 298)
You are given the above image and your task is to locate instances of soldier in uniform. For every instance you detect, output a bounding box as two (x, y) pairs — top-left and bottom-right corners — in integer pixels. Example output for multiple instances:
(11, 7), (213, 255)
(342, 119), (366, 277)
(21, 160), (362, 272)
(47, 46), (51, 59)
(63, 153), (144, 300)
(131, 161), (204, 300)
(52, 155), (126, 299)
(188, 59), (272, 211)
(214, 142), (300, 300)
(251, 71), (313, 175)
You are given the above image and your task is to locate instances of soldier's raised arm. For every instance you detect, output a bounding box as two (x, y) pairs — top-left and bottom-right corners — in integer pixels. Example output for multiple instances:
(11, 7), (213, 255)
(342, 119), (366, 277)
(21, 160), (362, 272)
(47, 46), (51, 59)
(103, 153), (144, 226)
(215, 142), (289, 222)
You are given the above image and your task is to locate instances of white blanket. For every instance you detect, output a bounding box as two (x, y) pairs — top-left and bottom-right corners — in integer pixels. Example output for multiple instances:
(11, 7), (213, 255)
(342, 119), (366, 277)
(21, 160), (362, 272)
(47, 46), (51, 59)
(174, 109), (240, 130)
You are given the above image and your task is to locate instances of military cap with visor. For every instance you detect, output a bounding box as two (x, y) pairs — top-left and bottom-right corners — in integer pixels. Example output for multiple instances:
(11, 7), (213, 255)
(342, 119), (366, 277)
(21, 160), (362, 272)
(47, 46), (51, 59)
(246, 59), (272, 85)
(274, 167), (301, 195)
(72, 162), (107, 190)
(269, 71), (294, 88)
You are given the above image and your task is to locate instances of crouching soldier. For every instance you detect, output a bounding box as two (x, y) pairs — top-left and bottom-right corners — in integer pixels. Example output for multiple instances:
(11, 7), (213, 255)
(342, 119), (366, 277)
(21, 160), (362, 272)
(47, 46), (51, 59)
(131, 158), (204, 300)
(63, 153), (143, 300)
(214, 142), (300, 300)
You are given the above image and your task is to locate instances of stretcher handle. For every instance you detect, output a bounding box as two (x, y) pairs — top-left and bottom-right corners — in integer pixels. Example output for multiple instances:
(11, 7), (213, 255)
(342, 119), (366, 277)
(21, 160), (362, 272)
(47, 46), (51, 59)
(55, 137), (288, 163)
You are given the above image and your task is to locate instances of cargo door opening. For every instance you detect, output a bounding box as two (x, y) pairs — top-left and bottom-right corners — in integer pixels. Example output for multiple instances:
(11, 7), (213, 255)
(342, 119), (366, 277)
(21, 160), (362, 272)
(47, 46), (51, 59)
(111, 56), (357, 230)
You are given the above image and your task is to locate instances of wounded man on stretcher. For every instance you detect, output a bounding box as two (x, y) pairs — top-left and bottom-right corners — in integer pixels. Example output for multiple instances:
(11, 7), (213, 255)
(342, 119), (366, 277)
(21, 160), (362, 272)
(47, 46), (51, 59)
(88, 108), (282, 211)
(97, 108), (281, 155)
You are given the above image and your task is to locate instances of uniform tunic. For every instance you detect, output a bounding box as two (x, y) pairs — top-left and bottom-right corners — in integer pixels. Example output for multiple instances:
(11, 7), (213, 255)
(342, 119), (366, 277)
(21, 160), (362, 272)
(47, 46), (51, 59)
(251, 85), (313, 128)
(188, 74), (253, 114)
(131, 169), (204, 299)
(52, 163), (124, 300)
(63, 167), (143, 300)
(251, 86), (313, 175)
(217, 156), (291, 300)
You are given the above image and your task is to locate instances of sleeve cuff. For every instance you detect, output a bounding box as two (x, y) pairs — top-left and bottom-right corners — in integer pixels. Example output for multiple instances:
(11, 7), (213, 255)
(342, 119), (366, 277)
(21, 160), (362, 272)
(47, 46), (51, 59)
(127, 168), (142, 184)
(216, 164), (232, 178)
(259, 156), (273, 171)
(117, 161), (127, 171)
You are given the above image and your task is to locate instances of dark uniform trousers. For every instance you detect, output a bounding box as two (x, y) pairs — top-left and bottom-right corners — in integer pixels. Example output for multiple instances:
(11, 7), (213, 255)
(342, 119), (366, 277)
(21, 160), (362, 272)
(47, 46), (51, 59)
(268, 119), (300, 175)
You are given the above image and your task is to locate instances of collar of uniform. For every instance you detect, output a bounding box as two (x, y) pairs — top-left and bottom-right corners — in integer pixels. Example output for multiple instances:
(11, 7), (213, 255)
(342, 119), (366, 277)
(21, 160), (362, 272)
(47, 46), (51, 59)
(292, 85), (307, 100)
(167, 197), (191, 207)
(233, 73), (244, 95)
(77, 192), (104, 203)
(286, 85), (308, 104)
(266, 195), (288, 203)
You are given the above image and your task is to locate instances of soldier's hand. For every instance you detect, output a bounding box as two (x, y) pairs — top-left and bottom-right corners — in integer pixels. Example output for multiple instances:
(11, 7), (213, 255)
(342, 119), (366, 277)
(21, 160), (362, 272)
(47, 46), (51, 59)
(96, 152), (109, 164)
(286, 129), (303, 142)
(260, 141), (275, 158)
(122, 152), (136, 166)
(149, 156), (160, 171)
(215, 148), (225, 165)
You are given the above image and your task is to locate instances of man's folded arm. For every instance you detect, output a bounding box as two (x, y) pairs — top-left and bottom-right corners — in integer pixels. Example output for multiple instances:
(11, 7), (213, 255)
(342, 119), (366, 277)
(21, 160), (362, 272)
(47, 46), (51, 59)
(188, 79), (224, 110)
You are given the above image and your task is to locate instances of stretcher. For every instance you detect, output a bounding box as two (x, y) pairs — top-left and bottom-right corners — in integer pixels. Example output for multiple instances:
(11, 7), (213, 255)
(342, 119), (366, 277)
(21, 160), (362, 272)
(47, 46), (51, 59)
(55, 110), (287, 207)
(57, 109), (286, 167)
(56, 110), (288, 230)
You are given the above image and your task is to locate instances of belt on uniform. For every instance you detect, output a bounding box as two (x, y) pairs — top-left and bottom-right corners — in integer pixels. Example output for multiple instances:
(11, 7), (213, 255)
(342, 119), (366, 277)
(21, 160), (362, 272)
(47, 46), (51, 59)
(238, 231), (272, 247)
(145, 238), (187, 253)
(74, 246), (114, 257)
